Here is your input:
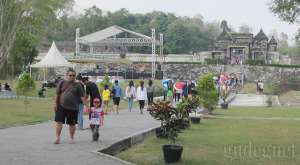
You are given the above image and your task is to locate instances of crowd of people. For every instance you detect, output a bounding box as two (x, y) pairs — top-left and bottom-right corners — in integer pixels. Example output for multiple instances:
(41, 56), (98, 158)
(53, 68), (246, 144)
(53, 68), (157, 144)
(213, 73), (241, 103)
(162, 80), (197, 104)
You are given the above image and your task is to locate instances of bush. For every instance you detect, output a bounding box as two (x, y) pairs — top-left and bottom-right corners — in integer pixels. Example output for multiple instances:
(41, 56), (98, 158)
(197, 73), (219, 112)
(154, 85), (164, 97)
(147, 101), (179, 144)
(204, 58), (224, 65)
(265, 81), (281, 95)
(16, 72), (36, 96)
(246, 59), (265, 65)
(98, 74), (113, 92)
(120, 53), (126, 59)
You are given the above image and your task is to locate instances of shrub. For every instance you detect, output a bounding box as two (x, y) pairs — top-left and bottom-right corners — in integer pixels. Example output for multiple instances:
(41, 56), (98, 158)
(154, 85), (164, 97)
(265, 81), (281, 95)
(16, 72), (36, 110)
(246, 59), (265, 65)
(98, 74), (113, 92)
(197, 73), (219, 112)
(204, 58), (224, 65)
(147, 101), (179, 144)
(120, 53), (126, 59)
(16, 72), (36, 96)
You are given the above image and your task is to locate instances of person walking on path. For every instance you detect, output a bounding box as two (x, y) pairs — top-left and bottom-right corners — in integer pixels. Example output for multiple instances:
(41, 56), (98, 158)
(76, 75), (85, 130)
(102, 85), (111, 114)
(112, 80), (122, 114)
(166, 86), (173, 102)
(82, 77), (102, 108)
(136, 81), (147, 114)
(125, 81), (136, 112)
(146, 80), (155, 105)
(54, 68), (88, 144)
(86, 98), (104, 142)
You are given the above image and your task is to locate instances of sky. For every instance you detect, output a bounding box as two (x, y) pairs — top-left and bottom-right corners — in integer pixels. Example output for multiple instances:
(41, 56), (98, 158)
(74, 0), (299, 44)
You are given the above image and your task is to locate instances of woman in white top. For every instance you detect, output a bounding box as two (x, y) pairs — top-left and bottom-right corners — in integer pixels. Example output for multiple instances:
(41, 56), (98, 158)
(136, 81), (147, 114)
(125, 81), (136, 112)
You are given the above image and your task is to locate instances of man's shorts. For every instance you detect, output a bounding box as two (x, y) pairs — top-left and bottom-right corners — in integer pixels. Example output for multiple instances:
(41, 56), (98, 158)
(113, 97), (121, 106)
(55, 106), (78, 125)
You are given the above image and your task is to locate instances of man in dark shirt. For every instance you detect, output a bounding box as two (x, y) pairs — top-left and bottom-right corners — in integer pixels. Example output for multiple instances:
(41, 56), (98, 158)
(54, 68), (88, 144)
(82, 77), (102, 107)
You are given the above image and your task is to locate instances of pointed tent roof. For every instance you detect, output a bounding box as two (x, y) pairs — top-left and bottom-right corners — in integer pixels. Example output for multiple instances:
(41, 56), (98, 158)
(217, 30), (232, 40)
(79, 25), (152, 43)
(31, 42), (73, 68)
(269, 36), (277, 44)
(254, 29), (268, 42)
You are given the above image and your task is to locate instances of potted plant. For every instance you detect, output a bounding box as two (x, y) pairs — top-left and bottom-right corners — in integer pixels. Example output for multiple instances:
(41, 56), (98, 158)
(148, 101), (183, 164)
(182, 97), (201, 124)
(175, 100), (191, 129)
(220, 85), (230, 109)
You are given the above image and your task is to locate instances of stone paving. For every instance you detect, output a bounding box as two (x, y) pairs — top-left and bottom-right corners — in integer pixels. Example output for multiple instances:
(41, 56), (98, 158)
(0, 109), (159, 165)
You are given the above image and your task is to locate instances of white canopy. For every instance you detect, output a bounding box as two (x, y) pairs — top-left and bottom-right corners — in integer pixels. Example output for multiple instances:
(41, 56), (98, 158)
(79, 25), (152, 43)
(31, 42), (73, 68)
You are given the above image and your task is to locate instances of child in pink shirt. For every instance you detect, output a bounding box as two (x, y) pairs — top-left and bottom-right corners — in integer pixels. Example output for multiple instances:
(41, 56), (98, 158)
(86, 98), (104, 141)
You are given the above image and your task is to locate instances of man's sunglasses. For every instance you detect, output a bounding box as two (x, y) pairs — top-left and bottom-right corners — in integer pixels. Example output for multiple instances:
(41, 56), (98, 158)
(68, 74), (76, 77)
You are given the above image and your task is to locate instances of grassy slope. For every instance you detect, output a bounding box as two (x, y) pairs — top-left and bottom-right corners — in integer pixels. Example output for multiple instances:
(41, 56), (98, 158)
(279, 91), (300, 106)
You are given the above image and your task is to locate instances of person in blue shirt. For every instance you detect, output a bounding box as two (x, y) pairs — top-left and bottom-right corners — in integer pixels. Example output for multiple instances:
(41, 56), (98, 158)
(112, 80), (123, 114)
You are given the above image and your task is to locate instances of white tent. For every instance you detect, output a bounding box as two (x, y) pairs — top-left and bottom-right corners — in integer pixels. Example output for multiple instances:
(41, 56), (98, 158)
(30, 41), (73, 81)
(31, 42), (73, 68)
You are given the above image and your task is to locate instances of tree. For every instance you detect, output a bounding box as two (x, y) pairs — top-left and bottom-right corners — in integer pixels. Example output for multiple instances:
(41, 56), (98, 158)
(16, 72), (36, 96)
(270, 0), (300, 23)
(98, 74), (113, 92)
(220, 20), (231, 32)
(16, 72), (36, 110)
(196, 73), (219, 114)
(0, 0), (74, 76)
(9, 30), (38, 76)
(239, 24), (253, 33)
(278, 32), (289, 55)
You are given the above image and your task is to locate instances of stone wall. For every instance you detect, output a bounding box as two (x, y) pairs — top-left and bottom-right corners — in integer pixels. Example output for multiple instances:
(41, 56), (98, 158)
(163, 64), (223, 80)
(163, 64), (300, 83)
(243, 66), (300, 83)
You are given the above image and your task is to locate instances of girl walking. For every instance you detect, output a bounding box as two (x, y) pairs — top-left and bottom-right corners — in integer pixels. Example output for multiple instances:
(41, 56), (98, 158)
(102, 85), (111, 114)
(136, 81), (147, 114)
(126, 81), (136, 112)
(86, 98), (104, 141)
(146, 80), (155, 105)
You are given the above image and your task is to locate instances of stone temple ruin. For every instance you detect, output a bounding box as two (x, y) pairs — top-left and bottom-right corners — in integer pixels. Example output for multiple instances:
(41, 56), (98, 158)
(210, 21), (278, 64)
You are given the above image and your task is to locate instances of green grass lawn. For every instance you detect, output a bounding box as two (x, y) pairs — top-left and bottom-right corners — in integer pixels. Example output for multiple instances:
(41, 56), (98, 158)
(0, 99), (53, 128)
(215, 106), (300, 118)
(0, 98), (137, 128)
(117, 107), (300, 165)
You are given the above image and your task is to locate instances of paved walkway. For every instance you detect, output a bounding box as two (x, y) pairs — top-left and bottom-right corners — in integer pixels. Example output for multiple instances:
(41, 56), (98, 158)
(0, 109), (159, 165)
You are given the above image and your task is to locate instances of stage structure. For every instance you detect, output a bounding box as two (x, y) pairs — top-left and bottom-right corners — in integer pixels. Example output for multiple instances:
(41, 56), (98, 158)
(73, 25), (164, 79)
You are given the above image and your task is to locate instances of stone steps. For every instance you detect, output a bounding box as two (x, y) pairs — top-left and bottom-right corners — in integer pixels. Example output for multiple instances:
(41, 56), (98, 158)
(230, 94), (266, 106)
